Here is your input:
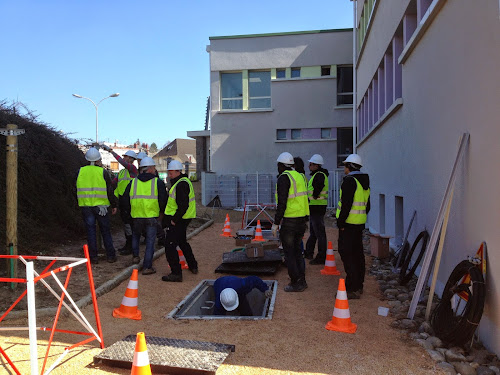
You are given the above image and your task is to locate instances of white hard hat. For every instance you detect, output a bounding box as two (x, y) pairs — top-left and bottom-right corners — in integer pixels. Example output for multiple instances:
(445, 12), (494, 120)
(139, 156), (156, 168)
(277, 152), (294, 165)
(220, 288), (239, 311)
(85, 147), (101, 162)
(308, 154), (324, 165)
(136, 151), (147, 160)
(343, 154), (363, 167)
(167, 160), (183, 171)
(123, 150), (137, 159)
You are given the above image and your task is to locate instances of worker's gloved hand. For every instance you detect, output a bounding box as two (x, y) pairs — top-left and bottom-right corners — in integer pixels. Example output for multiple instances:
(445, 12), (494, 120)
(100, 144), (112, 152)
(97, 205), (108, 216)
(264, 289), (273, 298)
(271, 224), (279, 238)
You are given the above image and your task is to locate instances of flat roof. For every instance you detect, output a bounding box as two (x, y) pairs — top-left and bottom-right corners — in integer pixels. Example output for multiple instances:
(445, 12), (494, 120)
(209, 28), (352, 40)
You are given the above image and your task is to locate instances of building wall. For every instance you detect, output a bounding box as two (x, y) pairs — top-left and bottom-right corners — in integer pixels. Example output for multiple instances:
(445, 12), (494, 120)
(356, 0), (500, 354)
(209, 30), (353, 174)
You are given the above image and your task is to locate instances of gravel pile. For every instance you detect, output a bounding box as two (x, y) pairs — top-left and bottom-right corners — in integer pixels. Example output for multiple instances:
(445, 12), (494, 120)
(369, 258), (500, 375)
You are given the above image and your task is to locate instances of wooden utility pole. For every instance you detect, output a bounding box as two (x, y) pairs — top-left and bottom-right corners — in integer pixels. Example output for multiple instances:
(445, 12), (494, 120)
(1, 124), (25, 282)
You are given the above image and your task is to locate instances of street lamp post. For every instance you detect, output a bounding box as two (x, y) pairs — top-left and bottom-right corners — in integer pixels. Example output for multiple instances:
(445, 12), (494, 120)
(72, 93), (119, 143)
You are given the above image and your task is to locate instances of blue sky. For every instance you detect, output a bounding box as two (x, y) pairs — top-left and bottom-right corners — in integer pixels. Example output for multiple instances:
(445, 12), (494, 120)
(0, 1), (353, 148)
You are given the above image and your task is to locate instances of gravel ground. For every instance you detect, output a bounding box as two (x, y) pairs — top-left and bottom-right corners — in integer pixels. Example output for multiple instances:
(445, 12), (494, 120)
(0, 211), (445, 375)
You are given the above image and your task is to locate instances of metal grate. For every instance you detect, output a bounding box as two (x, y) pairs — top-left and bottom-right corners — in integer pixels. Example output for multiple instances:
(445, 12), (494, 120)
(94, 335), (235, 374)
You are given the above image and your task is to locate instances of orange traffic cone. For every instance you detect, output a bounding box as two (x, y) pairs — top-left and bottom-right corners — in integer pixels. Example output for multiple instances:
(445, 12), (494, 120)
(177, 246), (189, 269)
(221, 214), (232, 237)
(321, 241), (341, 275)
(131, 332), (151, 375)
(325, 278), (357, 333)
(113, 269), (142, 320)
(252, 220), (266, 242)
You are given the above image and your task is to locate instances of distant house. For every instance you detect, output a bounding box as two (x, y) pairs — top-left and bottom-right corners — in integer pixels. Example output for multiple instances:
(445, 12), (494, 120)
(152, 139), (196, 181)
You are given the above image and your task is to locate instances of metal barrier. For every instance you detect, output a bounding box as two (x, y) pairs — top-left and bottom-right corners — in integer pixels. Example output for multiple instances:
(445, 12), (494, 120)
(201, 170), (344, 209)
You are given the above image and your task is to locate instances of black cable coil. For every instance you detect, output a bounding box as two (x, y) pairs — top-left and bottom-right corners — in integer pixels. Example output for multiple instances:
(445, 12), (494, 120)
(430, 260), (486, 346)
(399, 230), (429, 285)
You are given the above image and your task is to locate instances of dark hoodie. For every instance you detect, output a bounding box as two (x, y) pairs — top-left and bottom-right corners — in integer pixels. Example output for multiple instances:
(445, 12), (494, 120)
(166, 173), (191, 224)
(336, 171), (370, 229)
(309, 168), (330, 215)
(122, 172), (167, 218)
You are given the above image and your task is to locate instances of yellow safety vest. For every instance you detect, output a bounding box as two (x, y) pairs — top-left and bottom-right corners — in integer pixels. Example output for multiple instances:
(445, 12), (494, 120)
(308, 171), (329, 206)
(275, 170), (309, 218)
(336, 177), (370, 224)
(114, 168), (132, 198)
(165, 177), (196, 219)
(130, 177), (159, 218)
(76, 166), (110, 207)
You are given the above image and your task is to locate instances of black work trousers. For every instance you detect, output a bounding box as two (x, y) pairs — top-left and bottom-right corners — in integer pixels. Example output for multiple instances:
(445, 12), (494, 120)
(305, 212), (327, 261)
(338, 224), (365, 293)
(280, 217), (307, 284)
(165, 219), (197, 275)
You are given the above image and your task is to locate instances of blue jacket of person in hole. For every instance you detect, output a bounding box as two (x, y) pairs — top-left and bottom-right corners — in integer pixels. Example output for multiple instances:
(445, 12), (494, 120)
(213, 276), (272, 315)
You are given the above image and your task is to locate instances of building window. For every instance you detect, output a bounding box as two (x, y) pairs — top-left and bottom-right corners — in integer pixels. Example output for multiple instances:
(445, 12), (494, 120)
(249, 71), (271, 109)
(276, 69), (286, 79)
(221, 72), (243, 110)
(321, 128), (331, 139)
(321, 66), (331, 76)
(291, 67), (301, 78)
(276, 129), (287, 140)
(337, 66), (353, 105)
(336, 127), (353, 166)
(291, 129), (301, 140)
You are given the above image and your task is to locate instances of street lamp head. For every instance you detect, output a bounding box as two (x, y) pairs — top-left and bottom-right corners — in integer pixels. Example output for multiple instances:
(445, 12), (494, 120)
(72, 94), (83, 98)
(110, 93), (120, 97)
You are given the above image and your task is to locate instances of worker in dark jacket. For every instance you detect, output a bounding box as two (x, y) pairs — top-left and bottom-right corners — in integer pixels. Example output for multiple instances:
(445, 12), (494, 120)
(161, 160), (198, 282)
(122, 157), (167, 274)
(305, 154), (330, 264)
(76, 147), (118, 264)
(336, 154), (370, 300)
(272, 152), (309, 292)
(213, 276), (272, 315)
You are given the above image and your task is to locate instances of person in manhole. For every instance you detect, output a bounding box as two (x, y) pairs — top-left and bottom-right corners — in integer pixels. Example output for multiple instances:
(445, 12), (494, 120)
(272, 152), (310, 292)
(162, 160), (199, 282)
(213, 276), (273, 315)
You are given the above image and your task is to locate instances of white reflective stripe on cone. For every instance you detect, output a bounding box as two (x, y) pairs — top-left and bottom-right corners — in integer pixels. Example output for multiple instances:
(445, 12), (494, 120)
(133, 350), (150, 367)
(121, 297), (138, 307)
(337, 290), (347, 300)
(333, 308), (351, 319)
(325, 260), (335, 266)
(127, 280), (138, 289)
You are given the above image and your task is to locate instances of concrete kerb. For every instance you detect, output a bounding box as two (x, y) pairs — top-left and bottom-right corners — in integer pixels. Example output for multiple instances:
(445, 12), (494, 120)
(5, 219), (214, 320)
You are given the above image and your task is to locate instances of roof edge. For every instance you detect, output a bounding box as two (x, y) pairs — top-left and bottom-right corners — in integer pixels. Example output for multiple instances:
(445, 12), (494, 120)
(209, 28), (353, 40)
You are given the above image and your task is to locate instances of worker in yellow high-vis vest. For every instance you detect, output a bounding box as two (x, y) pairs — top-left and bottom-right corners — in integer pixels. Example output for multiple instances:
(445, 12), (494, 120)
(272, 152), (309, 292)
(305, 154), (330, 265)
(161, 160), (198, 282)
(336, 154), (370, 300)
(76, 147), (118, 264)
(122, 157), (167, 275)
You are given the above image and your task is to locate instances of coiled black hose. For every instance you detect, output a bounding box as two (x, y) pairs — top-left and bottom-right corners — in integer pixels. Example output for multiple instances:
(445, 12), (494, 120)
(430, 260), (486, 346)
(399, 230), (429, 285)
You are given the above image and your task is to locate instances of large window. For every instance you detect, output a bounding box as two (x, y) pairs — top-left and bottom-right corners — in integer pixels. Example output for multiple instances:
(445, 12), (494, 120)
(221, 72), (243, 110)
(337, 127), (353, 166)
(337, 66), (353, 105)
(249, 71), (271, 109)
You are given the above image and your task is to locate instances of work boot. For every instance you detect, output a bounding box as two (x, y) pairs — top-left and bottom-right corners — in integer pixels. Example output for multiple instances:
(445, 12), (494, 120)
(296, 278), (308, 291)
(107, 256), (117, 263)
(189, 268), (199, 275)
(90, 258), (99, 265)
(132, 256), (141, 264)
(119, 235), (132, 255)
(142, 267), (156, 275)
(347, 290), (361, 300)
(161, 273), (183, 282)
(309, 257), (325, 265)
(304, 253), (314, 260)
(284, 282), (306, 292)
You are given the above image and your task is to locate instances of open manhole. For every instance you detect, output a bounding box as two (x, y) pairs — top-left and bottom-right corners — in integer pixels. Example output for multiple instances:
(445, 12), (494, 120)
(166, 279), (277, 320)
